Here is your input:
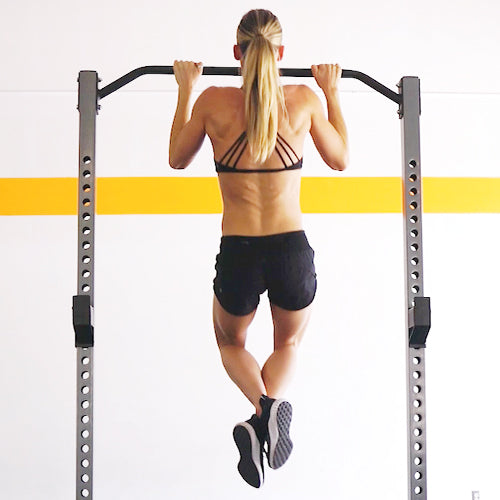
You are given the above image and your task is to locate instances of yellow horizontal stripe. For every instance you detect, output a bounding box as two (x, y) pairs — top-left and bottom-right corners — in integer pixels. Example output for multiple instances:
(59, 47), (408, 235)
(1, 177), (499, 215)
(0, 178), (78, 215)
(422, 177), (500, 213)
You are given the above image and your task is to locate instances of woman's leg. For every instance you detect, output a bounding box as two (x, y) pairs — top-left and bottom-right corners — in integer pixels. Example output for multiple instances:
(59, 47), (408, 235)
(213, 296), (267, 415)
(261, 303), (312, 398)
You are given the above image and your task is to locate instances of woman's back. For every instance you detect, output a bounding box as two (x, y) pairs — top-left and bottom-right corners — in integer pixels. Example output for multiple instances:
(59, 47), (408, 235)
(199, 84), (314, 235)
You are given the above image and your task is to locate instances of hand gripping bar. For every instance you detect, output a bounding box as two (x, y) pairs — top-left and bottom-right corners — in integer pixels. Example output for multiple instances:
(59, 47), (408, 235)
(97, 65), (401, 104)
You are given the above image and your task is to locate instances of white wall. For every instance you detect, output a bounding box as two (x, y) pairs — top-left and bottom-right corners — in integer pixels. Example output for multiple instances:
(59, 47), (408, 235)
(1, 1), (499, 499)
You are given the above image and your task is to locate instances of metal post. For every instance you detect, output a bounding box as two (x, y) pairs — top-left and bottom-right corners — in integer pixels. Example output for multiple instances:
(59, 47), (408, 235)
(399, 76), (431, 500)
(72, 66), (431, 499)
(73, 70), (98, 500)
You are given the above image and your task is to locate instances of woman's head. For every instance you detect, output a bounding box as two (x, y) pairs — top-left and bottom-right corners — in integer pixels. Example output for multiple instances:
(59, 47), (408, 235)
(236, 9), (283, 59)
(235, 9), (286, 163)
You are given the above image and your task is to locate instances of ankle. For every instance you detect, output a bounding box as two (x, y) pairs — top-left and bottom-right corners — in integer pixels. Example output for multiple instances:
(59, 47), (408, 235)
(256, 394), (270, 418)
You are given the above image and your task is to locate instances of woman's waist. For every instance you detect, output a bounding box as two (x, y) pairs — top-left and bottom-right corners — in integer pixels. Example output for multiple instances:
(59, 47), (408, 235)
(221, 207), (303, 237)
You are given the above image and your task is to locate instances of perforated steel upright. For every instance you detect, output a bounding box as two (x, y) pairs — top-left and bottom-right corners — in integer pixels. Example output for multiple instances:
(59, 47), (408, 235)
(72, 66), (431, 500)
(73, 70), (98, 500)
(399, 76), (430, 500)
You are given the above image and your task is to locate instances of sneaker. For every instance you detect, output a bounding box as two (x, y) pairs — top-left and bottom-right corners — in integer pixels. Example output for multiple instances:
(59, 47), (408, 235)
(259, 395), (293, 469)
(233, 415), (265, 488)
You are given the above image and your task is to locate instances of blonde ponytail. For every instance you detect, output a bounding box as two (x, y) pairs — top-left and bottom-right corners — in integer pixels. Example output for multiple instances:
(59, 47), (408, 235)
(237, 10), (286, 163)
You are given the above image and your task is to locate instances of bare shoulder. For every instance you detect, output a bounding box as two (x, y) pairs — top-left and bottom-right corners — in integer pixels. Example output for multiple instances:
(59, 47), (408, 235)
(198, 86), (241, 102)
(283, 84), (318, 106)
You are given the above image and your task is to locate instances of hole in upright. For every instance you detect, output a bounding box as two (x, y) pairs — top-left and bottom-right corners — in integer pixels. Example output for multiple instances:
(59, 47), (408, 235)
(410, 229), (418, 238)
(83, 156), (92, 165)
(82, 284), (91, 293)
(409, 160), (417, 168)
(409, 174), (417, 182)
(410, 201), (418, 210)
(82, 256), (91, 264)
(411, 257), (419, 266)
(412, 271), (419, 280)
(83, 170), (91, 178)
(410, 188), (418, 196)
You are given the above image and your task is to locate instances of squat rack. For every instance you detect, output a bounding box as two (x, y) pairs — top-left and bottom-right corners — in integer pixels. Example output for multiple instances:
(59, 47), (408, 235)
(73, 66), (431, 499)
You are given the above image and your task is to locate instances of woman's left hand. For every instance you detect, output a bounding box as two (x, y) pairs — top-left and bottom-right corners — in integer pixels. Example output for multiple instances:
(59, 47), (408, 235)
(173, 60), (203, 90)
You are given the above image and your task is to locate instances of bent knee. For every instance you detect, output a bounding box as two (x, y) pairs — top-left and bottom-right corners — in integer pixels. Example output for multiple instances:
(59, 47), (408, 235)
(274, 333), (302, 350)
(215, 326), (246, 348)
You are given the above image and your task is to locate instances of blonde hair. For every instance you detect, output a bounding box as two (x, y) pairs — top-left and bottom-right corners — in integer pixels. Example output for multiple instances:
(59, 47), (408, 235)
(237, 9), (286, 163)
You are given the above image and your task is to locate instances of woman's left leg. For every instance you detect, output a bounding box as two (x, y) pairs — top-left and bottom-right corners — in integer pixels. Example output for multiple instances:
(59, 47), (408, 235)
(213, 295), (267, 415)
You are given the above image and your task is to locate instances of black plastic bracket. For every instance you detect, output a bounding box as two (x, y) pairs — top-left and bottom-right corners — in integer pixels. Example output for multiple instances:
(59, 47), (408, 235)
(408, 296), (431, 348)
(73, 295), (94, 347)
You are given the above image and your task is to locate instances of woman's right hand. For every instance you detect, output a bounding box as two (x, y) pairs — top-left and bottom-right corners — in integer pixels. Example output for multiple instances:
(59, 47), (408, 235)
(311, 64), (342, 93)
(173, 60), (203, 90)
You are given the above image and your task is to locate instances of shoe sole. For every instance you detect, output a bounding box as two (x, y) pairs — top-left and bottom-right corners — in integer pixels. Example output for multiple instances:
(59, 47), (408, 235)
(233, 422), (264, 488)
(267, 400), (293, 469)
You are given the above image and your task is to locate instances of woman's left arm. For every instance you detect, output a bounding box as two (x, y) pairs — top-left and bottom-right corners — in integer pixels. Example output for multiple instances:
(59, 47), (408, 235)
(169, 61), (206, 169)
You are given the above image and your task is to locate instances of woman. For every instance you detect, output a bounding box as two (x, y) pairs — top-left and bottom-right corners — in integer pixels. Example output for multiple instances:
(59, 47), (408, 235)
(169, 9), (348, 488)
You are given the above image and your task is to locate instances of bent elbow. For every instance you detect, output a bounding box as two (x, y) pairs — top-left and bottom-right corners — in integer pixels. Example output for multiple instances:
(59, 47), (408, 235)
(329, 151), (349, 171)
(169, 155), (187, 170)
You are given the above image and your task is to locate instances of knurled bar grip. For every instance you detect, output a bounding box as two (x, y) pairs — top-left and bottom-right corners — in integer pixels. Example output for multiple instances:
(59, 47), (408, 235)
(74, 70), (98, 500)
(97, 65), (401, 104)
(400, 76), (429, 500)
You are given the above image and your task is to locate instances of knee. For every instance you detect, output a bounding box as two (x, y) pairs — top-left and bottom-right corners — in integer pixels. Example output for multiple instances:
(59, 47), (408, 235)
(214, 322), (246, 349)
(274, 336), (301, 351)
(273, 326), (305, 351)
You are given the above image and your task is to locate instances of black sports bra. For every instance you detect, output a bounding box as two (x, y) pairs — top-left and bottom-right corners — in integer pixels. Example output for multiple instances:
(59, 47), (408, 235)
(215, 131), (303, 173)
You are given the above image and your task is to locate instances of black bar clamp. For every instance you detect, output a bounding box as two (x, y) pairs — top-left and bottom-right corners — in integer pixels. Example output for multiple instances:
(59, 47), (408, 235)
(73, 295), (94, 347)
(408, 296), (431, 348)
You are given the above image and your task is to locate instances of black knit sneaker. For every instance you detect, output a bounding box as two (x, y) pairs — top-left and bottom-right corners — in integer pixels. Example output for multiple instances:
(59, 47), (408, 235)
(259, 395), (293, 469)
(233, 414), (265, 488)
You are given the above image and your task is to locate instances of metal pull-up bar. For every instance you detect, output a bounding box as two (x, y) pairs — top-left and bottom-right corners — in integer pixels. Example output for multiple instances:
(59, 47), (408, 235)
(97, 65), (401, 104)
(74, 66), (429, 500)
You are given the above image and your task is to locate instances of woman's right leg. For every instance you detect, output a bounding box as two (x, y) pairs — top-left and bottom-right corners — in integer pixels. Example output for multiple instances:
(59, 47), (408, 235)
(261, 302), (312, 398)
(213, 295), (267, 415)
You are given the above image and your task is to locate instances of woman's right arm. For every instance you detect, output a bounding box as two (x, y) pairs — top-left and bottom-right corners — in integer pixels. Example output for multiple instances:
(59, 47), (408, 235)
(308, 64), (349, 171)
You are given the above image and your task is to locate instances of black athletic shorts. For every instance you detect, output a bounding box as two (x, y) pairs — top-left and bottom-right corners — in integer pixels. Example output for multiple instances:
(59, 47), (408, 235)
(213, 230), (317, 316)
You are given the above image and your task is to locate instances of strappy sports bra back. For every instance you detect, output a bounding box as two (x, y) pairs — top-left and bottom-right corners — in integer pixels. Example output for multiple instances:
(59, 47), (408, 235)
(215, 132), (303, 173)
